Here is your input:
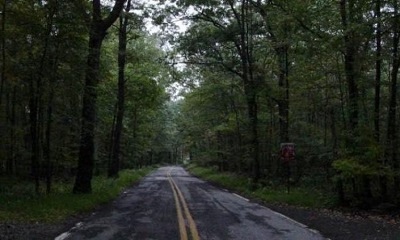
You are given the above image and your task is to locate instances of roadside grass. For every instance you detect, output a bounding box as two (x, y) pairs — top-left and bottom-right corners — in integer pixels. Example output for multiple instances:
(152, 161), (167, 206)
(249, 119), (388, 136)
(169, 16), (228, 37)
(188, 165), (335, 209)
(0, 167), (153, 223)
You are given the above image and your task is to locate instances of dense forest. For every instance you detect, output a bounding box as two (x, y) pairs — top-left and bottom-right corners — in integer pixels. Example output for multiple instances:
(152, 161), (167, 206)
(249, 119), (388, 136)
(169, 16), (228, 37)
(0, 0), (178, 194)
(169, 0), (400, 209)
(1, 0), (400, 210)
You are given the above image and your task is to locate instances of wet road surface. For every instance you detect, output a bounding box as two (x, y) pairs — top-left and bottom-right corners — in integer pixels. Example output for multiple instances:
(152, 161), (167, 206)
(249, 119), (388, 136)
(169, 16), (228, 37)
(57, 166), (326, 240)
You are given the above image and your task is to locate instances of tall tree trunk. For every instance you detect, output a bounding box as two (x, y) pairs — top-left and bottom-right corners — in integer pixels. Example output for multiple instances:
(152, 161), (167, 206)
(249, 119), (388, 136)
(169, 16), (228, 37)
(1, 1), (7, 174)
(74, 30), (105, 193)
(132, 107), (138, 167)
(374, 0), (382, 141)
(277, 45), (290, 143)
(374, 0), (387, 201)
(253, 1), (291, 183)
(340, 0), (359, 131)
(29, 77), (40, 193)
(339, 0), (374, 203)
(29, 1), (57, 194)
(44, 84), (54, 194)
(109, 0), (131, 178)
(243, 0), (260, 184)
(44, 49), (59, 194)
(73, 0), (126, 193)
(108, 102), (117, 171)
(5, 91), (10, 173)
(0, 0), (6, 107)
(227, 0), (260, 183)
(229, 86), (243, 173)
(6, 87), (16, 175)
(253, 0), (290, 144)
(245, 89), (260, 183)
(386, 0), (400, 195)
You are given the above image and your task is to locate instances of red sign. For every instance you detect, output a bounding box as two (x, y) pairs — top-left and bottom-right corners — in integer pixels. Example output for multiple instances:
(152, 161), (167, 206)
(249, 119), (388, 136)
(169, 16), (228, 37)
(280, 143), (295, 162)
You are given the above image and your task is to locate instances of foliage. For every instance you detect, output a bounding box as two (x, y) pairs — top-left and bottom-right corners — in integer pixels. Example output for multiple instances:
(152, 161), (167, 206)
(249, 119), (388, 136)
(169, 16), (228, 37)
(188, 165), (334, 208)
(0, 0), (175, 202)
(0, 167), (153, 222)
(96, 32), (173, 170)
(170, 0), (400, 208)
(333, 134), (387, 177)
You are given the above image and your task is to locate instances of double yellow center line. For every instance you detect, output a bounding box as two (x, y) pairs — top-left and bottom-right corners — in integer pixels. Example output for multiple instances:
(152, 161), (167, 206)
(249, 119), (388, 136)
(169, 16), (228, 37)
(167, 168), (200, 240)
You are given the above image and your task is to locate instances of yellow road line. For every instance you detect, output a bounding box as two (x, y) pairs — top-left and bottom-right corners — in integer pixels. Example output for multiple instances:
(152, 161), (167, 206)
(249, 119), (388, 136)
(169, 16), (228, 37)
(171, 177), (200, 240)
(168, 170), (188, 240)
(167, 168), (200, 240)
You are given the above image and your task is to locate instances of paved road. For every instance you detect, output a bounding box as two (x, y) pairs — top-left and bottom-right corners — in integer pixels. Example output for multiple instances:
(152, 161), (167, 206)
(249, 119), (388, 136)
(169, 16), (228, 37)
(56, 166), (326, 240)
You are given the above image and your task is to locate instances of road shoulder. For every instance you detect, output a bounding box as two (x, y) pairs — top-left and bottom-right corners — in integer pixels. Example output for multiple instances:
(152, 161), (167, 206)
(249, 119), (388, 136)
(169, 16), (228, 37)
(188, 169), (400, 240)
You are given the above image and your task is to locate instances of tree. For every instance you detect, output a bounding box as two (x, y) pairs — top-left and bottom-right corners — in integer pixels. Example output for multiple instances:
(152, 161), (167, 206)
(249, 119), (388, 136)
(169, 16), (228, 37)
(94, 31), (171, 172)
(108, 0), (132, 178)
(385, 0), (400, 195)
(374, 0), (388, 201)
(0, 0), (88, 191)
(73, 0), (126, 193)
(0, 0), (6, 107)
(177, 67), (247, 172)
(176, 0), (264, 183)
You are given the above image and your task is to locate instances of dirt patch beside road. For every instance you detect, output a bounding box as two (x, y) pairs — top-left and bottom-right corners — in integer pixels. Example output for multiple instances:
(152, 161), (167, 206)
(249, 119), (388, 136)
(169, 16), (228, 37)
(0, 216), (81, 240)
(264, 203), (400, 240)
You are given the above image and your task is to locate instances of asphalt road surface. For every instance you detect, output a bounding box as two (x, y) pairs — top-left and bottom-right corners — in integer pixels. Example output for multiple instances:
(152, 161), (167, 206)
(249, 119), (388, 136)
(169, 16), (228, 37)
(56, 166), (326, 240)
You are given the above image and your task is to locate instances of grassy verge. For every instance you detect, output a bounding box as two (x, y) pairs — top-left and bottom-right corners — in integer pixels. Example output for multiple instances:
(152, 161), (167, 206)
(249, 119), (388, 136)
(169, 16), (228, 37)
(187, 165), (335, 209)
(0, 167), (153, 223)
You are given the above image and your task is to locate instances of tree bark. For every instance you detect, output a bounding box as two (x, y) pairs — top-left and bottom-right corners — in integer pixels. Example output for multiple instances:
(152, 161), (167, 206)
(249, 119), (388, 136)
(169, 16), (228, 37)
(44, 48), (59, 194)
(252, 1), (291, 184)
(244, 0), (260, 184)
(339, 0), (374, 202)
(132, 107), (138, 167)
(108, 0), (131, 178)
(108, 102), (117, 171)
(29, 76), (40, 194)
(229, 85), (243, 173)
(373, 0), (387, 201)
(386, 0), (400, 195)
(1, 0), (7, 175)
(73, 0), (126, 193)
(277, 45), (290, 143)
(340, 0), (359, 131)
(44, 84), (54, 194)
(0, 0), (6, 107)
(247, 91), (260, 183)
(74, 29), (106, 193)
(29, 0), (58, 194)
(374, 0), (382, 142)
(226, 0), (260, 183)
(252, 1), (290, 144)
(6, 87), (16, 175)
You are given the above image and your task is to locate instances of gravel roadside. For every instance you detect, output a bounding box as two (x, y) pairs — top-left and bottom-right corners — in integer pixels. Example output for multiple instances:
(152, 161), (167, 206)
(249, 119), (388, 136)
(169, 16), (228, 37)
(267, 203), (400, 240)
(0, 217), (79, 240)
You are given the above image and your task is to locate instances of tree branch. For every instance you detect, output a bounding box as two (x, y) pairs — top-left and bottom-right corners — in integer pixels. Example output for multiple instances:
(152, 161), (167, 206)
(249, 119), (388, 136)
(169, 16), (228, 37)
(102, 0), (127, 30)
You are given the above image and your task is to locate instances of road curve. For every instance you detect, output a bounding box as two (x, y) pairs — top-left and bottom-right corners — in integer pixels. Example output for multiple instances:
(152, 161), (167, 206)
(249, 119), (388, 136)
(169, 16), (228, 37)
(57, 166), (326, 240)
